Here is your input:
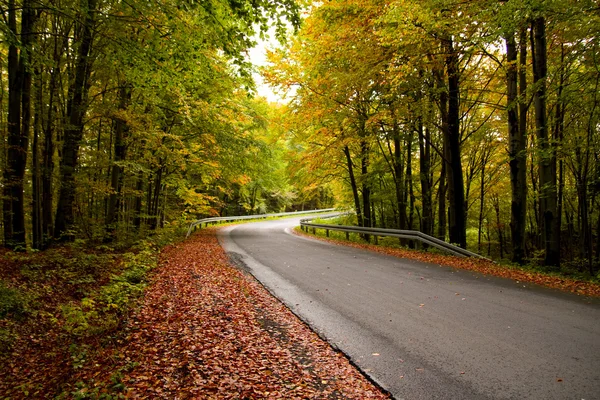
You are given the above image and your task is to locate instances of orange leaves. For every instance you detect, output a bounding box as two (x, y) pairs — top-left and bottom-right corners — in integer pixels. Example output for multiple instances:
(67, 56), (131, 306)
(114, 229), (389, 398)
(0, 229), (390, 398)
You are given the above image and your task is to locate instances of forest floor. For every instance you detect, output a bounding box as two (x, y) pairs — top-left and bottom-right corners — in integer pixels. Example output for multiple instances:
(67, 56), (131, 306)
(295, 228), (600, 298)
(0, 228), (389, 399)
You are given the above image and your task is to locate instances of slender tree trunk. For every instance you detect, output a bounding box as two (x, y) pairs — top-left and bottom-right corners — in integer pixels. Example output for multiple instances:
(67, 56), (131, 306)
(3, 0), (36, 249)
(105, 84), (132, 236)
(133, 172), (144, 231)
(393, 120), (407, 230)
(443, 36), (466, 248)
(506, 31), (528, 264)
(438, 157), (447, 241)
(435, 61), (448, 242)
(493, 195), (504, 259)
(149, 166), (163, 230)
(3, 0), (20, 246)
(529, 137), (539, 245)
(577, 70), (598, 274)
(32, 68), (43, 250)
(371, 200), (377, 228)
(478, 160), (486, 253)
(406, 130), (415, 232)
(519, 27), (529, 258)
(486, 218), (491, 256)
(554, 44), (567, 267)
(146, 175), (153, 226)
(361, 138), (372, 229)
(55, 0), (97, 239)
(418, 115), (433, 237)
(531, 17), (559, 267)
(344, 145), (363, 227)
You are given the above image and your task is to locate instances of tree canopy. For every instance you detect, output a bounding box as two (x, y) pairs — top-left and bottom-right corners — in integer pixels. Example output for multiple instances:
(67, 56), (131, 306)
(1, 0), (600, 272)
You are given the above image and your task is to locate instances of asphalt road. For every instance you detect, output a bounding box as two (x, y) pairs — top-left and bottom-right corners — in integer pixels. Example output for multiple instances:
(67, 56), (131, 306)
(219, 218), (600, 400)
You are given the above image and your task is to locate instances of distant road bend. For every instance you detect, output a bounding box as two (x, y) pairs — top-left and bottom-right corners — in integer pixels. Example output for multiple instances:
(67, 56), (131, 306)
(219, 218), (600, 400)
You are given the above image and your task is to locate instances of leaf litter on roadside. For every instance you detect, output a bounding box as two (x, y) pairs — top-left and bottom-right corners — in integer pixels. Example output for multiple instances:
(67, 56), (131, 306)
(106, 229), (389, 399)
(0, 229), (390, 399)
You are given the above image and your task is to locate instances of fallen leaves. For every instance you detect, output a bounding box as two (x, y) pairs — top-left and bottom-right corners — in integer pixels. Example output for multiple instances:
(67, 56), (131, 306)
(0, 230), (390, 399)
(99, 229), (389, 398)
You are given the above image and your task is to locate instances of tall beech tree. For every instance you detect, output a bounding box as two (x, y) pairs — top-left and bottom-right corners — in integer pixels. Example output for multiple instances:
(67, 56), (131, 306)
(531, 15), (560, 267)
(499, 1), (528, 264)
(2, 0), (37, 249)
(54, 0), (97, 240)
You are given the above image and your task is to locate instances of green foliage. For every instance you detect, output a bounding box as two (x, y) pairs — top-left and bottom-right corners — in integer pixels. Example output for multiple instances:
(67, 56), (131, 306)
(17, 248), (116, 286)
(61, 247), (158, 338)
(0, 281), (29, 320)
(0, 326), (18, 353)
(70, 379), (125, 400)
(64, 361), (138, 399)
(69, 343), (91, 370)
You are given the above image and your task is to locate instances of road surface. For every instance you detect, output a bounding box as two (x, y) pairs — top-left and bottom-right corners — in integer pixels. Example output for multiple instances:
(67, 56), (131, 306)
(219, 218), (600, 400)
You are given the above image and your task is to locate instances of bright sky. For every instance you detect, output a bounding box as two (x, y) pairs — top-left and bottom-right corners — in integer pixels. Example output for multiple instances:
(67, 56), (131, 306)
(247, 32), (286, 103)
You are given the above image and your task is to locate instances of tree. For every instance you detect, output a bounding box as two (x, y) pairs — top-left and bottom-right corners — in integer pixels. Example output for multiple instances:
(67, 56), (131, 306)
(531, 14), (560, 267)
(498, 1), (528, 264)
(2, 0), (38, 249)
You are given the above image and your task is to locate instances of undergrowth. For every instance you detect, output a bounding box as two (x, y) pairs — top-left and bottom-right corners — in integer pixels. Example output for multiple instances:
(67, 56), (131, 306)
(0, 221), (186, 398)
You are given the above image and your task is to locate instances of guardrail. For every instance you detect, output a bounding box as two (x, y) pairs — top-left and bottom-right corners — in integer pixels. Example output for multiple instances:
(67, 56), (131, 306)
(300, 217), (489, 260)
(186, 208), (336, 237)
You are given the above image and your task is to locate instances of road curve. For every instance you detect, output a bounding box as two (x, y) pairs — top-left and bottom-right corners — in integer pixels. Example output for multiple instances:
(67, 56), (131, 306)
(218, 218), (600, 400)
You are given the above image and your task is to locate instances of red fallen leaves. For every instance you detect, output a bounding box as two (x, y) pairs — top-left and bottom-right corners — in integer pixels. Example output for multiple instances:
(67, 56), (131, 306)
(113, 229), (388, 398)
(295, 230), (600, 298)
(1, 231), (389, 398)
(79, 229), (388, 399)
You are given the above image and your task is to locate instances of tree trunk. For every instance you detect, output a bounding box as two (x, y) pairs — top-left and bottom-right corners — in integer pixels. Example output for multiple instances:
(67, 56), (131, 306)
(344, 145), (363, 227)
(406, 130), (415, 232)
(361, 138), (372, 229)
(437, 153), (447, 241)
(148, 166), (163, 230)
(443, 36), (466, 248)
(478, 159), (486, 253)
(393, 120), (407, 230)
(506, 31), (528, 264)
(32, 68), (43, 250)
(105, 84), (132, 236)
(55, 0), (97, 239)
(418, 115), (433, 237)
(3, 0), (36, 249)
(531, 17), (559, 267)
(435, 60), (448, 242)
(493, 195), (504, 259)
(133, 172), (144, 231)
(42, 36), (64, 244)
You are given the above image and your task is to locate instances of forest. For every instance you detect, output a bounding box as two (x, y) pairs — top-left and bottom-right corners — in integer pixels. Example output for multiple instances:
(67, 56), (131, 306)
(1, 0), (599, 274)
(265, 0), (600, 272)
(1, 0), (600, 396)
